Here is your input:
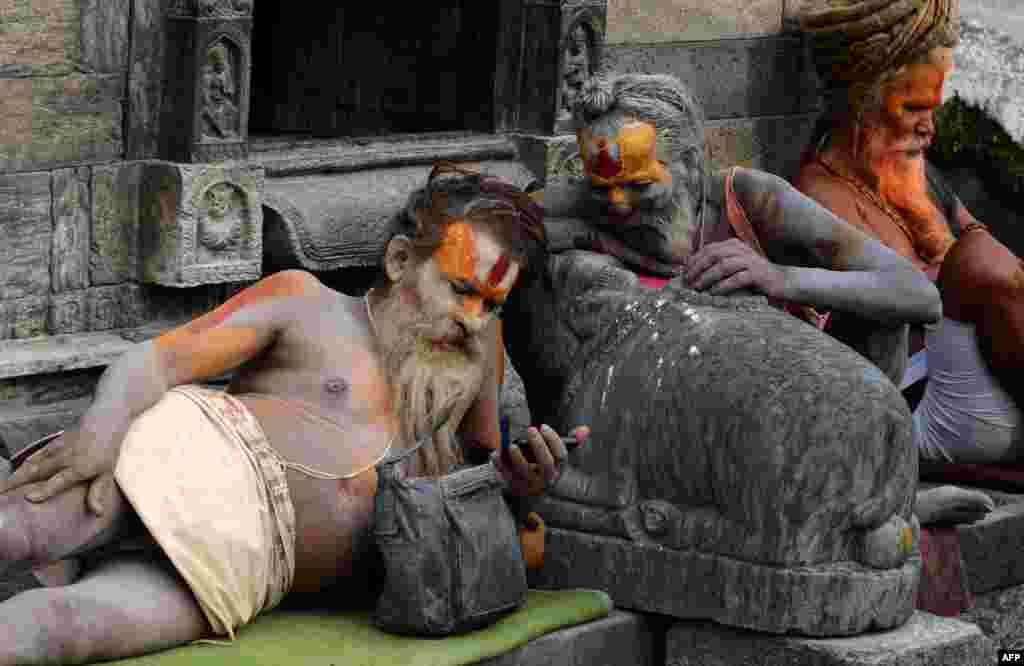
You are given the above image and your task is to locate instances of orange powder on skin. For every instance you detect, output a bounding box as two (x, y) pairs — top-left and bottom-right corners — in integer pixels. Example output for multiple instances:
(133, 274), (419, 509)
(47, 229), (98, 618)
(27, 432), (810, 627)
(155, 271), (311, 379)
(434, 222), (514, 318)
(579, 121), (672, 191)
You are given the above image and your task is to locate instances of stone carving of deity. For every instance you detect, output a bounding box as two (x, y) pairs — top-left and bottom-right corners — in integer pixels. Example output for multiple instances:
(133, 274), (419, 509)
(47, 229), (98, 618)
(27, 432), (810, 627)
(555, 23), (593, 132)
(198, 182), (243, 251)
(200, 43), (240, 141)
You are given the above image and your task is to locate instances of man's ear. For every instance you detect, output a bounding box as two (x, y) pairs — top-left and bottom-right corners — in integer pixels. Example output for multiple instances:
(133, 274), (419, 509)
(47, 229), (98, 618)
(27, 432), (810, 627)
(384, 235), (416, 283)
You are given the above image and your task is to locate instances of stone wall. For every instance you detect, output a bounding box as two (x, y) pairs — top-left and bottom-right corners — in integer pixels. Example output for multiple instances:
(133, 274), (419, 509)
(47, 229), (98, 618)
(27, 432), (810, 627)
(602, 0), (820, 179)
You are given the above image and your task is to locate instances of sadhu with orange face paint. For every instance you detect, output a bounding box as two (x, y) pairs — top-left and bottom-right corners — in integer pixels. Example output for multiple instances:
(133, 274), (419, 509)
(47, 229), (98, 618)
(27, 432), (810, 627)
(0, 166), (587, 662)
(795, 0), (1023, 479)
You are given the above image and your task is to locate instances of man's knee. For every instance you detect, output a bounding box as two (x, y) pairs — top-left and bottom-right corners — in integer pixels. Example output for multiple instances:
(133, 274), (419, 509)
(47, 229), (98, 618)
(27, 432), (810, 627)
(0, 500), (34, 568)
(7, 587), (89, 664)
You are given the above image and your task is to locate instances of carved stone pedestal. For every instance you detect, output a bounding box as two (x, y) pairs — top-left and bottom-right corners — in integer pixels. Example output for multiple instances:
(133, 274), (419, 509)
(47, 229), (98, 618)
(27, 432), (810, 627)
(139, 161), (263, 287)
(666, 613), (996, 666)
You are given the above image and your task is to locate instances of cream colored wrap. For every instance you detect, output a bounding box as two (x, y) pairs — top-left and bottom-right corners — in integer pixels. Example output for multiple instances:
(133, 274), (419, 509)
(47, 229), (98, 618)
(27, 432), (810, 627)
(114, 385), (296, 639)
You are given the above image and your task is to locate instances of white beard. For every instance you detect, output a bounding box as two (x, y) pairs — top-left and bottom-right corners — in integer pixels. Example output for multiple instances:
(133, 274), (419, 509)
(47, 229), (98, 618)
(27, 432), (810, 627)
(373, 293), (487, 478)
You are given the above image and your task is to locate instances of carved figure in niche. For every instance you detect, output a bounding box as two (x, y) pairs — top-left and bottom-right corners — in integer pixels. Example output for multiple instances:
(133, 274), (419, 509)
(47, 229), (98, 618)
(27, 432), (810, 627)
(200, 42), (240, 141)
(199, 182), (243, 251)
(508, 72), (956, 635)
(555, 22), (594, 133)
(50, 297), (87, 335)
(796, 0), (1022, 481)
(0, 166), (585, 659)
(89, 288), (120, 332)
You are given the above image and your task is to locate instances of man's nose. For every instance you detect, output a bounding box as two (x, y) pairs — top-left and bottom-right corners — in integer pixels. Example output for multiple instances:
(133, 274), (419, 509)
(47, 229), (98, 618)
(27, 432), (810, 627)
(457, 297), (488, 332)
(608, 186), (627, 207)
(916, 113), (935, 137)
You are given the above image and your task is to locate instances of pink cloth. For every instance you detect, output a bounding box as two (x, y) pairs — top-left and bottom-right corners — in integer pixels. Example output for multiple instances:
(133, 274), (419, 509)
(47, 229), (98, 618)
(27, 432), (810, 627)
(916, 526), (974, 616)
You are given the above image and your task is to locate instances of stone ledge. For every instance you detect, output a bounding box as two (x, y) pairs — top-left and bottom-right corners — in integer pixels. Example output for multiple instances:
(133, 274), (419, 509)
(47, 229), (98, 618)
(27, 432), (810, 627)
(477, 609), (665, 666)
(529, 528), (919, 637)
(957, 500), (1024, 594)
(667, 612), (995, 666)
(961, 581), (1024, 651)
(0, 325), (169, 380)
(249, 132), (518, 179)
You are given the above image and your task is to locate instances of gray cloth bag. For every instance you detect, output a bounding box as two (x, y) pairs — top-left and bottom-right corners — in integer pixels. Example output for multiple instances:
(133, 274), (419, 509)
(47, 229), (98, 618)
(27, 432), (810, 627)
(373, 433), (527, 636)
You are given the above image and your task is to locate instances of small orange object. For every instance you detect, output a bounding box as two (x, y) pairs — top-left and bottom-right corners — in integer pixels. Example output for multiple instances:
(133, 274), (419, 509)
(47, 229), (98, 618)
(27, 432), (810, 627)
(518, 512), (546, 570)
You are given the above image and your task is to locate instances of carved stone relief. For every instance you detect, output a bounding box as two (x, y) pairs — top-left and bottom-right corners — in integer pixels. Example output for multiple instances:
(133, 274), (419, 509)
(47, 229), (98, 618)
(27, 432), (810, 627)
(88, 286), (122, 332)
(49, 292), (89, 335)
(555, 3), (606, 134)
(197, 182), (244, 252)
(200, 39), (241, 142)
(139, 162), (262, 287)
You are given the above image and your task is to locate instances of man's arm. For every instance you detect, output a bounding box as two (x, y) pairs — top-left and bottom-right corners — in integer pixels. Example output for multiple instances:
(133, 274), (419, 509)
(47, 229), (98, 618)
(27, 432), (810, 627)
(0, 269), (320, 510)
(731, 168), (941, 325)
(939, 229), (1024, 407)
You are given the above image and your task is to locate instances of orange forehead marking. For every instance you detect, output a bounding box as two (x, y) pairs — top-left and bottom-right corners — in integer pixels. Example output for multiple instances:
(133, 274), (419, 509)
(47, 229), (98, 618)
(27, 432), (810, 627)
(579, 121), (671, 187)
(435, 221), (479, 283)
(884, 63), (948, 115)
(434, 220), (515, 308)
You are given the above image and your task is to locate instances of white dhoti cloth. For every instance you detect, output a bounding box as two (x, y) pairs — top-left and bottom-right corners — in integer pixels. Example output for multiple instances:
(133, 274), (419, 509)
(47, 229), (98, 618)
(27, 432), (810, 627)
(114, 385), (296, 639)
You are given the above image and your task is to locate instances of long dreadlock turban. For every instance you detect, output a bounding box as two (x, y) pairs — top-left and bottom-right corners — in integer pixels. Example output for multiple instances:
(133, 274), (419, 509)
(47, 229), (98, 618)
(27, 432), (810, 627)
(801, 0), (960, 87)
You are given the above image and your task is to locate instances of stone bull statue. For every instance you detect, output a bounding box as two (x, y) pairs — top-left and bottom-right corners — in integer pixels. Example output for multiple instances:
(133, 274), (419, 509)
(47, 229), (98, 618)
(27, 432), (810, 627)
(503, 250), (920, 637)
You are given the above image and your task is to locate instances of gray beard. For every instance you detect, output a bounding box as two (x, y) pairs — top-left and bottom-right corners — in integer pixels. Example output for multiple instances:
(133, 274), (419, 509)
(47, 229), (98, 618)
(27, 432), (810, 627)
(599, 177), (701, 264)
(372, 292), (486, 478)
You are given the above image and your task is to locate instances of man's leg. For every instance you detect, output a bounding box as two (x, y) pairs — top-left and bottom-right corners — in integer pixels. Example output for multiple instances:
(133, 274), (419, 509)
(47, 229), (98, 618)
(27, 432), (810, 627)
(0, 554), (210, 665)
(0, 478), (137, 577)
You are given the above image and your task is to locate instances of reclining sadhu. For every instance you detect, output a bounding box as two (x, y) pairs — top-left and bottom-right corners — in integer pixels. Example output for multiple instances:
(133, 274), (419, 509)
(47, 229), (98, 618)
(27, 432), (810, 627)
(0, 166), (585, 664)
(795, 0), (1021, 504)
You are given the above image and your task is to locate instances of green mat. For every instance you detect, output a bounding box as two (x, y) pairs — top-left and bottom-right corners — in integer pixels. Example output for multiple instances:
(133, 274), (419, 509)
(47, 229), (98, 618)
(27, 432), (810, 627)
(107, 589), (612, 666)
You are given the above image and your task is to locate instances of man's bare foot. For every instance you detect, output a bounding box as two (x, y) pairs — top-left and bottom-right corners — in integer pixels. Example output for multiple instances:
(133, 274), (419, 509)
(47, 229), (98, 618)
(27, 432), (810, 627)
(916, 486), (995, 526)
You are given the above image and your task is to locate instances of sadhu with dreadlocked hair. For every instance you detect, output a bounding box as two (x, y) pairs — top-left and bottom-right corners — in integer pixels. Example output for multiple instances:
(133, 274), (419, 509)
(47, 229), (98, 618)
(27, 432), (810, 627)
(794, 0), (1024, 469)
(0, 164), (586, 662)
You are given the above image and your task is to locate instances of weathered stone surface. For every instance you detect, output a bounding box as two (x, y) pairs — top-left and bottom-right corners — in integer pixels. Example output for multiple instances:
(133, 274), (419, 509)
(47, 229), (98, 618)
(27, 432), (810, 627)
(666, 612), (995, 665)
(138, 161), (263, 287)
(126, 0), (167, 159)
(509, 272), (919, 636)
(479, 610), (663, 666)
(0, 404), (92, 460)
(512, 135), (584, 186)
(9, 296), (49, 340)
(945, 18), (1024, 146)
(250, 133), (519, 179)
(0, 369), (102, 411)
(263, 160), (533, 272)
(52, 167), (91, 293)
(80, 0), (131, 74)
(0, 0), (81, 75)
(91, 163), (142, 285)
(530, 528), (920, 637)
(87, 285), (122, 332)
(961, 582), (1024, 650)
(49, 291), (89, 334)
(0, 328), (162, 380)
(0, 172), (51, 299)
(0, 74), (122, 172)
(607, 0), (782, 44)
(706, 114), (818, 180)
(957, 501), (1024, 594)
(604, 37), (821, 121)
(0, 303), (11, 340)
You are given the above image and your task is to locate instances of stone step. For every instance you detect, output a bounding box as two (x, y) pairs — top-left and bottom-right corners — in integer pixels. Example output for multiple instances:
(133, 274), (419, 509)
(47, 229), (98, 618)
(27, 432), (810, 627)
(958, 500), (1024, 594)
(962, 582), (1024, 651)
(666, 612), (996, 666)
(478, 609), (665, 666)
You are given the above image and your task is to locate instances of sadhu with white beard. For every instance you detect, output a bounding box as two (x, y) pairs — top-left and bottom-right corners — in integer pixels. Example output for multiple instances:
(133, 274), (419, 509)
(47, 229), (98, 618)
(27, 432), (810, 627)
(0, 164), (587, 664)
(795, 0), (1023, 472)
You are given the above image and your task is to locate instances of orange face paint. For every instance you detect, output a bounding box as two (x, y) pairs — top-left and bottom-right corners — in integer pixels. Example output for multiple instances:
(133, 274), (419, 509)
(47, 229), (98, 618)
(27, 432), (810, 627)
(882, 61), (949, 119)
(433, 222), (515, 317)
(578, 120), (671, 188)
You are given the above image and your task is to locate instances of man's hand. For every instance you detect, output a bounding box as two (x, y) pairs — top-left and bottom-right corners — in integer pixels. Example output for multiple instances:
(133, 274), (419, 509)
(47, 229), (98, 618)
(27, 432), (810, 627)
(0, 425), (124, 515)
(685, 238), (787, 299)
(493, 424), (590, 496)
